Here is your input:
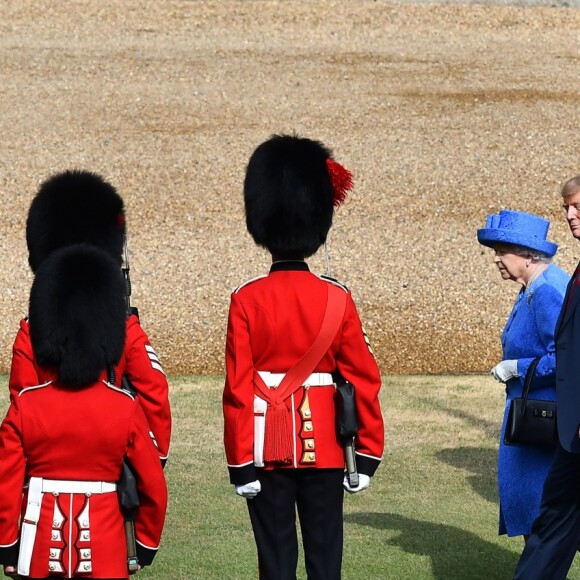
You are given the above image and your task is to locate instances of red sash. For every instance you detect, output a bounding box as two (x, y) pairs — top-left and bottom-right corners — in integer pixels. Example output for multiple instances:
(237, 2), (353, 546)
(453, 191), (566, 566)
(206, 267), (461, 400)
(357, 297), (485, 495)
(253, 284), (347, 464)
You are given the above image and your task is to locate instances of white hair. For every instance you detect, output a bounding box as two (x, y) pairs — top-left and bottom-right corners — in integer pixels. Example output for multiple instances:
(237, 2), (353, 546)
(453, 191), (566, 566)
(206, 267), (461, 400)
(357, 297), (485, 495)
(510, 244), (552, 264)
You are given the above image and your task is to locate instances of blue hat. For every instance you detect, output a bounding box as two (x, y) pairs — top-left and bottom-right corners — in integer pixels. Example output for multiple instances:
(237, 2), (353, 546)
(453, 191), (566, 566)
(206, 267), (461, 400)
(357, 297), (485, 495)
(477, 210), (558, 257)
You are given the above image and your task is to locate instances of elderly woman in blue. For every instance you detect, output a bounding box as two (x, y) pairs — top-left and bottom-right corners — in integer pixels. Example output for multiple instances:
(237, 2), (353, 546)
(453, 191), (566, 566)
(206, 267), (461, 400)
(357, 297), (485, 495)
(477, 210), (570, 542)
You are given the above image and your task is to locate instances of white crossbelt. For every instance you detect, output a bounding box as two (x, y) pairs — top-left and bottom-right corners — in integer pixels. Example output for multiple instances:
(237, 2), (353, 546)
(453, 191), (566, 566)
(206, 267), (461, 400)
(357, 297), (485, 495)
(18, 477), (117, 576)
(258, 371), (334, 388)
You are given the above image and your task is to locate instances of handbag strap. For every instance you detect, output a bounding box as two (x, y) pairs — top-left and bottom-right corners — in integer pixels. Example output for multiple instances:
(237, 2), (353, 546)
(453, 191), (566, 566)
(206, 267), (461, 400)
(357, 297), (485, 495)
(254, 283), (347, 406)
(521, 356), (542, 411)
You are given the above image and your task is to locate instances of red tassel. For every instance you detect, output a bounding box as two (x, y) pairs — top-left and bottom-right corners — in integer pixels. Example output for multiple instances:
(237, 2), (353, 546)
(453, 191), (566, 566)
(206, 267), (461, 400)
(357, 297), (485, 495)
(326, 158), (353, 208)
(263, 402), (293, 465)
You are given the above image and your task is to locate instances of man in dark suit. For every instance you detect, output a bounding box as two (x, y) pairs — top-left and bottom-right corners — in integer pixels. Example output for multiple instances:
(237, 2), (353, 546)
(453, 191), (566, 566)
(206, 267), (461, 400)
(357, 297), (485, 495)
(514, 175), (580, 579)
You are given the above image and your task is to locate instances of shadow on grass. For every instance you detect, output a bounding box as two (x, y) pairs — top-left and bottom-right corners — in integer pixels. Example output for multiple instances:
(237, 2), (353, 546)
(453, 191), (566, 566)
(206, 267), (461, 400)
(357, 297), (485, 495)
(417, 396), (501, 441)
(346, 512), (519, 580)
(437, 446), (499, 505)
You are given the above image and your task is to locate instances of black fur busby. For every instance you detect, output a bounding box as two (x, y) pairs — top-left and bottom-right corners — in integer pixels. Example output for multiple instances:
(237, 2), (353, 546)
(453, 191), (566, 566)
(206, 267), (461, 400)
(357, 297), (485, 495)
(29, 244), (127, 387)
(26, 170), (125, 273)
(244, 134), (337, 259)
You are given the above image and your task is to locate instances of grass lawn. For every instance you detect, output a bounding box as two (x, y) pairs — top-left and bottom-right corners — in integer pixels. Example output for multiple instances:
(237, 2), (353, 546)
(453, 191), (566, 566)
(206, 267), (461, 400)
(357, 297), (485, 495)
(1, 374), (579, 579)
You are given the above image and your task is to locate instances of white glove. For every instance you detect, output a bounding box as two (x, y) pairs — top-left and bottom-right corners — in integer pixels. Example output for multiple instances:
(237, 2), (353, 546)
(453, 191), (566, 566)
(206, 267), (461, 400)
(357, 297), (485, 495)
(343, 473), (371, 494)
(4, 564), (20, 580)
(235, 480), (261, 499)
(3, 565), (19, 579)
(490, 360), (518, 383)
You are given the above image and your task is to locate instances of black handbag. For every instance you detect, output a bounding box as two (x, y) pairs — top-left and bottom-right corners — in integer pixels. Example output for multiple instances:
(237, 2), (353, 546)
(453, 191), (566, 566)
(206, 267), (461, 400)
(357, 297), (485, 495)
(504, 356), (558, 448)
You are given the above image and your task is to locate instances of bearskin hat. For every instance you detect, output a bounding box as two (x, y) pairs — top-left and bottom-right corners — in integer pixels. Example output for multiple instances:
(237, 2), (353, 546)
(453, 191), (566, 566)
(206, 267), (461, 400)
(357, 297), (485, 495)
(26, 170), (125, 273)
(244, 134), (352, 259)
(29, 244), (127, 387)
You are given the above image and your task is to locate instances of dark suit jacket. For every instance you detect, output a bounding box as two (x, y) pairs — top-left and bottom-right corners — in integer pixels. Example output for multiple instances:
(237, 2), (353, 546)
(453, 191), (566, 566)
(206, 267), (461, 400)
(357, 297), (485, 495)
(555, 264), (580, 452)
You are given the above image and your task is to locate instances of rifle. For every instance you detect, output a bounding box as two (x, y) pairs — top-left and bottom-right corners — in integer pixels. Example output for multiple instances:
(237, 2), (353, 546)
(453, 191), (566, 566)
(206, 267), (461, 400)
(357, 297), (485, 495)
(333, 372), (359, 488)
(118, 461), (140, 574)
(119, 233), (140, 573)
(122, 233), (139, 318)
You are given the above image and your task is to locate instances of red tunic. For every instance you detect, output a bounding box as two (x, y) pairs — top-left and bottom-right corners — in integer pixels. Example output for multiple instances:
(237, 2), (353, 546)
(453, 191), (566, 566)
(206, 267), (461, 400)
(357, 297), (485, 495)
(8, 314), (171, 464)
(0, 381), (167, 578)
(223, 262), (384, 485)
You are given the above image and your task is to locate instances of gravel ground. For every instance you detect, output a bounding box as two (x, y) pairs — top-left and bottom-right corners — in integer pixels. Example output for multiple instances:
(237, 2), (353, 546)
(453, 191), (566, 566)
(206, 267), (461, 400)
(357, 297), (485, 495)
(0, 0), (579, 375)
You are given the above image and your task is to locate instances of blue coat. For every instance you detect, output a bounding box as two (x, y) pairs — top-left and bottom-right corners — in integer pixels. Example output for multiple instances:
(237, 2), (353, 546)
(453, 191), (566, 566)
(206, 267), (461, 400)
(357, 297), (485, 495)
(497, 263), (569, 537)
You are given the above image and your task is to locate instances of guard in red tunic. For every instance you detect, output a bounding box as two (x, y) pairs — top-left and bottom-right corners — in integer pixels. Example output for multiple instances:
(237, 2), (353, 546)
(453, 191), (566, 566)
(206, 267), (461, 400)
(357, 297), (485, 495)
(0, 243), (167, 579)
(223, 134), (384, 579)
(8, 170), (171, 466)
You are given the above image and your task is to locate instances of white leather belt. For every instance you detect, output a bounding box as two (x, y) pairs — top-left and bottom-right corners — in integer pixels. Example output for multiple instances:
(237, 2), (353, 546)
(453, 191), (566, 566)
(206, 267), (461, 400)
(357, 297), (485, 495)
(18, 477), (42, 576)
(41, 479), (117, 494)
(18, 477), (117, 576)
(258, 371), (334, 388)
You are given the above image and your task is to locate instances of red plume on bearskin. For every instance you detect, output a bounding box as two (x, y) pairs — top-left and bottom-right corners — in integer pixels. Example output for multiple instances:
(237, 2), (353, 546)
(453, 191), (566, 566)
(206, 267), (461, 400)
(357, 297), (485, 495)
(326, 158), (353, 208)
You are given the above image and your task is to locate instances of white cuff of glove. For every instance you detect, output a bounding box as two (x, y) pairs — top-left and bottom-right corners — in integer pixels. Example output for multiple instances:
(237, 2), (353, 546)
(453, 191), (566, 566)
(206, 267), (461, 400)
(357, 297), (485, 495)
(490, 359), (518, 383)
(343, 473), (371, 494)
(235, 480), (261, 499)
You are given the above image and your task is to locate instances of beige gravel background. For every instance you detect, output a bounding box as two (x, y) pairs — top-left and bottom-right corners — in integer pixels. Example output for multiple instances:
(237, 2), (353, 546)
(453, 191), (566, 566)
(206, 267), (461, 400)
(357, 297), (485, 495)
(0, 0), (579, 376)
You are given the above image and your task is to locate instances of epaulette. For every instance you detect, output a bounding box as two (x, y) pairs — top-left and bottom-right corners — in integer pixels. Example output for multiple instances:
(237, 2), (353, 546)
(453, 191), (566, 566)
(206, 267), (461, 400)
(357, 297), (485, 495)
(234, 274), (267, 294)
(104, 381), (135, 400)
(319, 274), (349, 292)
(19, 381), (52, 397)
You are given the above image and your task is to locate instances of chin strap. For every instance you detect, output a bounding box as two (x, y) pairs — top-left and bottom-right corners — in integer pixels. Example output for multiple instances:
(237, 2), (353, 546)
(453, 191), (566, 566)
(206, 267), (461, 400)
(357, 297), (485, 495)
(324, 241), (332, 277)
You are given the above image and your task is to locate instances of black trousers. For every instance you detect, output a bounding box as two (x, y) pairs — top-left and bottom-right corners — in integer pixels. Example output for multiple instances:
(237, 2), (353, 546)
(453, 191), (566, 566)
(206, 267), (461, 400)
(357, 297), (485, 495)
(513, 443), (580, 579)
(247, 468), (344, 580)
